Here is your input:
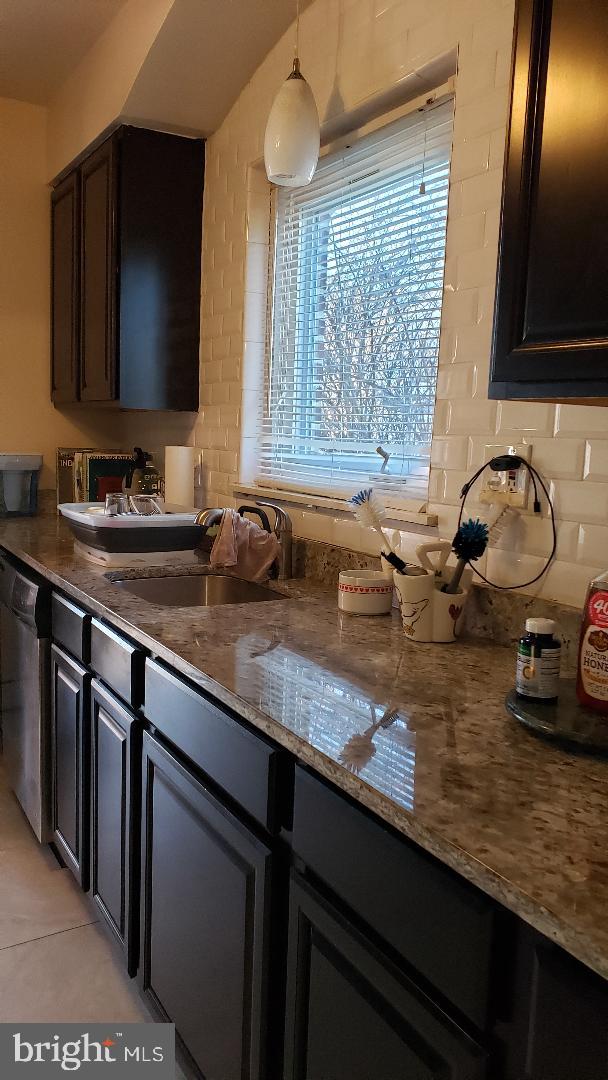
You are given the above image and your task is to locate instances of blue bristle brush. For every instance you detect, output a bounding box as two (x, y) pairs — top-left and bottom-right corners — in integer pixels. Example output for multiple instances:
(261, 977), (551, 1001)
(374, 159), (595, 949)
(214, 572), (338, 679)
(443, 518), (489, 594)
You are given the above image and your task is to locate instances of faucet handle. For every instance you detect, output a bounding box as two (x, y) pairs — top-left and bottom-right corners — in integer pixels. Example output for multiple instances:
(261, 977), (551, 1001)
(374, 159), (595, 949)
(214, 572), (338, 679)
(255, 499), (292, 535)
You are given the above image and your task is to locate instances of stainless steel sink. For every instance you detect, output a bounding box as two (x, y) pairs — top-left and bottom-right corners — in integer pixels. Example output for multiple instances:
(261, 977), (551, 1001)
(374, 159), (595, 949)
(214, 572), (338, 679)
(113, 574), (288, 607)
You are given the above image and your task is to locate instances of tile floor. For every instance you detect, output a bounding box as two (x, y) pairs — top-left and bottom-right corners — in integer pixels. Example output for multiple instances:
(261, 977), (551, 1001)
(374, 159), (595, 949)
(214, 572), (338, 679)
(0, 759), (186, 1077)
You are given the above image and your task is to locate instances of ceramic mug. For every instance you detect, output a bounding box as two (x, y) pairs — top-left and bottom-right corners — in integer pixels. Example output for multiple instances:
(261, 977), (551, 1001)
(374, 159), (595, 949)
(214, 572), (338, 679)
(431, 584), (469, 642)
(393, 570), (470, 642)
(393, 571), (435, 641)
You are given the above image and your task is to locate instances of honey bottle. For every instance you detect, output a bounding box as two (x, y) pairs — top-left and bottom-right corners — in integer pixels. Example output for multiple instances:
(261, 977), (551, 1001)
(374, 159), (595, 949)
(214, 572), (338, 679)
(576, 571), (608, 713)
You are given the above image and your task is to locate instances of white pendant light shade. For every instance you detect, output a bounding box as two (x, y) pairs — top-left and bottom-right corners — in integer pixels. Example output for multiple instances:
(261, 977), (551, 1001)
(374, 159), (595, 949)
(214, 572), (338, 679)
(264, 60), (320, 188)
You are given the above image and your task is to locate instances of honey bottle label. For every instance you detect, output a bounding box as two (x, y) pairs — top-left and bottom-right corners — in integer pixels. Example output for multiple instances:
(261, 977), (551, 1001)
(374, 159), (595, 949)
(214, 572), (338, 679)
(579, 590), (608, 703)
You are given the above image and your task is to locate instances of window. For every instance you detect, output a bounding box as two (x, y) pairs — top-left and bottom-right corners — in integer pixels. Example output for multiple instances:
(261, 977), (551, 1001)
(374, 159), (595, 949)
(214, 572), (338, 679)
(259, 97), (454, 506)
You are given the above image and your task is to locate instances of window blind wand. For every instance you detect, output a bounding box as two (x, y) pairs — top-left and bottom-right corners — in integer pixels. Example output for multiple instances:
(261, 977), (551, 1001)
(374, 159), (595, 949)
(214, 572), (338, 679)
(376, 446), (390, 473)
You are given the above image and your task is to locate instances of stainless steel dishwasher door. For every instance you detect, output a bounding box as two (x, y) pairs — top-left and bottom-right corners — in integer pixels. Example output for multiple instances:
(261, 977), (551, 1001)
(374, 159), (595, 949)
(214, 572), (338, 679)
(0, 554), (51, 842)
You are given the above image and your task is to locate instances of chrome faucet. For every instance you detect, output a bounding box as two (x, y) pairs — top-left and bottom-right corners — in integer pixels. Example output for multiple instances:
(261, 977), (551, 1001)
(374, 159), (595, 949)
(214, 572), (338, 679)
(193, 507), (223, 528)
(256, 500), (292, 580)
(194, 502), (293, 579)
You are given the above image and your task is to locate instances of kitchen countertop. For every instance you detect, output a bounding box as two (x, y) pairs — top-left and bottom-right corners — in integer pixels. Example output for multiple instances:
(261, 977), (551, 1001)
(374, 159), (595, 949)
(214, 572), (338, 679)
(2, 510), (608, 982)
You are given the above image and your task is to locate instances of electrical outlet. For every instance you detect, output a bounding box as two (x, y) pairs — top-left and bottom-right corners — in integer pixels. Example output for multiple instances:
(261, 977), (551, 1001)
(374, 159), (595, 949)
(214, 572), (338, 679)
(479, 444), (532, 507)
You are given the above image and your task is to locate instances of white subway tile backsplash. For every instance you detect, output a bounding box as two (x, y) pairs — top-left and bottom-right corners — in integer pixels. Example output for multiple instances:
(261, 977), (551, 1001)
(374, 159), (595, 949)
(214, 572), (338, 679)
(485, 547), (546, 591)
(447, 399), (497, 435)
(446, 212), (486, 256)
(459, 168), (503, 217)
(539, 560), (604, 608)
(496, 401), (555, 437)
(529, 438), (585, 481)
(441, 287), (479, 328)
(452, 322), (492, 364)
(431, 436), (469, 470)
(453, 88), (509, 142)
(490, 515), (578, 560)
(436, 363), (477, 400)
(584, 441), (608, 482)
(450, 134), (490, 181)
(550, 480), (608, 524)
(457, 246), (498, 290)
(577, 523), (608, 568)
(554, 404), (608, 438)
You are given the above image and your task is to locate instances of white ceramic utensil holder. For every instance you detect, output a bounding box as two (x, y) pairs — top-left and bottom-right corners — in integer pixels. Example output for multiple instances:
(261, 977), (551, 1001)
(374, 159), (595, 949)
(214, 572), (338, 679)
(394, 569), (471, 642)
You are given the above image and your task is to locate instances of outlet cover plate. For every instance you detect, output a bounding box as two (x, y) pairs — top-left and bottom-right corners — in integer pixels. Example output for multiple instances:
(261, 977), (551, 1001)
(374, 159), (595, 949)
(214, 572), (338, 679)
(479, 443), (532, 507)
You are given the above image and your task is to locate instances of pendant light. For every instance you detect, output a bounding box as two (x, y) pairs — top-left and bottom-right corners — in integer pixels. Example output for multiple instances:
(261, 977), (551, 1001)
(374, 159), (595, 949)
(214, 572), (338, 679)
(264, 0), (320, 188)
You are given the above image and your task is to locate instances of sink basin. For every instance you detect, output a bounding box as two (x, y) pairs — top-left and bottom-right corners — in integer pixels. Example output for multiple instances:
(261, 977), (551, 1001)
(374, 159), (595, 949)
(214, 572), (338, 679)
(113, 574), (288, 607)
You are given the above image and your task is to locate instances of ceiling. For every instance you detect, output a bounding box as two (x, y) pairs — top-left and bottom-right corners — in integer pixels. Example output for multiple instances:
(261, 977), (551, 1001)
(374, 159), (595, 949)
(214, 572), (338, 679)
(124, 0), (310, 136)
(0, 0), (129, 104)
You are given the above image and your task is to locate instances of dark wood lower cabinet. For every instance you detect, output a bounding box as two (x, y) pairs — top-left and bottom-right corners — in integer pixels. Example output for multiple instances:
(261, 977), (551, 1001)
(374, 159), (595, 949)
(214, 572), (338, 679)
(284, 874), (487, 1080)
(139, 731), (273, 1080)
(499, 925), (608, 1080)
(50, 645), (91, 888)
(90, 679), (140, 974)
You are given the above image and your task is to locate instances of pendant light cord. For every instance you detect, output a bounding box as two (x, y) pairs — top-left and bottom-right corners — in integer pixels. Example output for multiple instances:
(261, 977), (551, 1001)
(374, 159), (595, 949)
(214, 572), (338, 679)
(295, 0), (300, 60)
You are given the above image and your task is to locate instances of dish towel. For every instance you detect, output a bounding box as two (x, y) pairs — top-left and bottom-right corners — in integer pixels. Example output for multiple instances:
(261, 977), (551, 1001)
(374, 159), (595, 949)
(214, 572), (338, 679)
(209, 508), (280, 582)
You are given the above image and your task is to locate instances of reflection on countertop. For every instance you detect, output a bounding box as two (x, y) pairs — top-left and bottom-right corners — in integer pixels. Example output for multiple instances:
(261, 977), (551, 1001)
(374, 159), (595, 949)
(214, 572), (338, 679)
(1, 508), (608, 982)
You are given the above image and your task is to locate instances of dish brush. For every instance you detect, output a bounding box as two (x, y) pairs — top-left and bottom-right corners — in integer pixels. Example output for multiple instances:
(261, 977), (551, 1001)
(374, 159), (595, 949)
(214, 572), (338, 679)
(349, 489), (407, 573)
(339, 707), (399, 774)
(443, 518), (489, 594)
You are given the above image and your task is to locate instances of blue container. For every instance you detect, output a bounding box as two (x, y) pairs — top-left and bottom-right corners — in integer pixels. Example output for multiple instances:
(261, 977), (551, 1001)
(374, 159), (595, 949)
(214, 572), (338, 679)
(0, 454), (42, 516)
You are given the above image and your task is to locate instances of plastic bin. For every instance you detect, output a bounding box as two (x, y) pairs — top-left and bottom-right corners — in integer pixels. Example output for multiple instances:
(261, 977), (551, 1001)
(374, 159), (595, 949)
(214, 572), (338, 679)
(0, 454), (42, 516)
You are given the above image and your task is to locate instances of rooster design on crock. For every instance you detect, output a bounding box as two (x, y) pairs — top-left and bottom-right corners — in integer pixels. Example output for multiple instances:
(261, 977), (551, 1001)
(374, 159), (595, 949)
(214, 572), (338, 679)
(399, 598), (429, 637)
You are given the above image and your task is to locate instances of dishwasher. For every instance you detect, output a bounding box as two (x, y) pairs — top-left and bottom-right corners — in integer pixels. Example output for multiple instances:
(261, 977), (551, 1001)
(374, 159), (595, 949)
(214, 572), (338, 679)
(0, 551), (51, 841)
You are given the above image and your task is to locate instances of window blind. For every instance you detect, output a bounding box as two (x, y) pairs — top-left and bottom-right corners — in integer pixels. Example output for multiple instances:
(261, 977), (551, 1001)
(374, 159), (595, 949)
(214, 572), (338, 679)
(258, 97), (454, 506)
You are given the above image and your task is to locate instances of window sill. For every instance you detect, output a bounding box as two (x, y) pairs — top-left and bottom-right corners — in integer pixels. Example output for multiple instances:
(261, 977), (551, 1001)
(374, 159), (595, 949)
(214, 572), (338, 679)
(233, 484), (438, 528)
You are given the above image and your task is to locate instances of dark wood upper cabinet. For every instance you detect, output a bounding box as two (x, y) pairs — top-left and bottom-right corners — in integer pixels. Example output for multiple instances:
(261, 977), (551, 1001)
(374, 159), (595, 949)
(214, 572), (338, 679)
(80, 139), (116, 403)
(51, 126), (204, 411)
(490, 0), (608, 401)
(51, 173), (80, 403)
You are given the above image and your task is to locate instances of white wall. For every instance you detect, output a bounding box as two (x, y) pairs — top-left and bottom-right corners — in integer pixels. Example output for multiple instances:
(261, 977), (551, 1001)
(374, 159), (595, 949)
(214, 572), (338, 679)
(192, 0), (608, 608)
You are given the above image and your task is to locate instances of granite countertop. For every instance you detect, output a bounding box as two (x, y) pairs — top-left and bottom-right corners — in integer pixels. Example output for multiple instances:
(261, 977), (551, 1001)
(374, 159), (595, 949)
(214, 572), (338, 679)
(2, 510), (608, 982)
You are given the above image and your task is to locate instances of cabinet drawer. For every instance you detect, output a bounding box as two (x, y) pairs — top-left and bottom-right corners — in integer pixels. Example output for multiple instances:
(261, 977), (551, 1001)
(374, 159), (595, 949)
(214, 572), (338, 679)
(52, 593), (90, 663)
(145, 658), (287, 832)
(292, 767), (496, 1030)
(90, 618), (143, 707)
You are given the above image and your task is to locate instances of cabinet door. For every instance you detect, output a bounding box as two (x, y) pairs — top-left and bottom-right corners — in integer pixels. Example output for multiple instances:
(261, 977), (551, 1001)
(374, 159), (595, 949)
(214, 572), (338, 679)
(500, 926), (608, 1079)
(90, 679), (139, 973)
(490, 0), (608, 400)
(139, 731), (272, 1080)
(284, 874), (487, 1080)
(80, 138), (116, 402)
(51, 646), (90, 888)
(51, 173), (79, 402)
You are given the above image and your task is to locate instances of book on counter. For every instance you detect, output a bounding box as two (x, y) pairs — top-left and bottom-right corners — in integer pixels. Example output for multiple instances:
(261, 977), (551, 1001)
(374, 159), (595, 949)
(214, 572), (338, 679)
(56, 449), (134, 504)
